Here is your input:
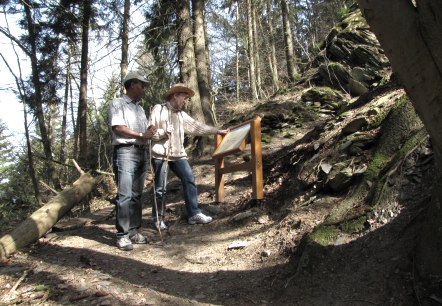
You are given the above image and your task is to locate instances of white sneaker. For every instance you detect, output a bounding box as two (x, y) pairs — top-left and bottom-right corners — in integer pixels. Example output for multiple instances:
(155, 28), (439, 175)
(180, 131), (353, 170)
(129, 232), (148, 244)
(188, 213), (213, 225)
(116, 237), (133, 251)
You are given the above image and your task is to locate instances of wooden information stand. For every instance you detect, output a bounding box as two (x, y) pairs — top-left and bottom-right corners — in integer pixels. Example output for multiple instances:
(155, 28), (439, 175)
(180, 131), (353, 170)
(213, 117), (263, 203)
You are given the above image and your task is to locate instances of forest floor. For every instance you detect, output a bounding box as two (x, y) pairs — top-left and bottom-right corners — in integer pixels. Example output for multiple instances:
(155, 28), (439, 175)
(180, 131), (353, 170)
(0, 100), (440, 306)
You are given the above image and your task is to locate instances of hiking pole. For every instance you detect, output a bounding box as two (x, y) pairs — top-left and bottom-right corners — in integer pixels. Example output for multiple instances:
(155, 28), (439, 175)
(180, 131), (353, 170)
(160, 122), (172, 228)
(149, 138), (163, 242)
(148, 108), (163, 242)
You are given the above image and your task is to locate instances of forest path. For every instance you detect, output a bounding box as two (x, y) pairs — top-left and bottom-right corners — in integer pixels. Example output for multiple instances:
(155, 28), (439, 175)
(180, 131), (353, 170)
(0, 122), (311, 305)
(0, 105), (429, 305)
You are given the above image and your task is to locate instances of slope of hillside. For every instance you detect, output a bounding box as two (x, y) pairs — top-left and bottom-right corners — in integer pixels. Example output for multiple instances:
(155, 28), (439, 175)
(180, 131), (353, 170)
(1, 5), (440, 306)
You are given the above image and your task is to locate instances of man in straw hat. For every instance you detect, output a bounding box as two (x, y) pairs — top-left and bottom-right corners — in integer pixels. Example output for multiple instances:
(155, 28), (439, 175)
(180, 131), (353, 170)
(108, 71), (157, 251)
(149, 83), (228, 230)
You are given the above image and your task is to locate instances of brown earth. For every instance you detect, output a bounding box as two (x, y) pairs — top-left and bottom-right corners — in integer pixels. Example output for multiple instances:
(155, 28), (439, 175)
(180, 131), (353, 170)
(0, 100), (440, 306)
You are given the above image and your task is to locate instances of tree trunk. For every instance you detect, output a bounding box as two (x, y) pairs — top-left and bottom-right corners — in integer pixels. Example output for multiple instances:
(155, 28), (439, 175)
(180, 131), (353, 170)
(177, 0), (205, 123)
(192, 0), (216, 126)
(357, 0), (442, 276)
(22, 99), (41, 205)
(23, 0), (59, 189)
(0, 173), (99, 259)
(120, 0), (130, 95)
(59, 45), (71, 184)
(267, 1), (279, 91)
(281, 0), (297, 82)
(251, 2), (263, 97)
(235, 3), (240, 102)
(78, 0), (92, 168)
(246, 0), (258, 100)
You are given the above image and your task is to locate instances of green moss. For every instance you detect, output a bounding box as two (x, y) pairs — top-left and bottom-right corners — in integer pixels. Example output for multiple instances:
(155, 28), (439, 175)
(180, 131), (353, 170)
(367, 95), (423, 182)
(368, 95), (409, 130)
(397, 129), (427, 160)
(302, 86), (343, 103)
(338, 7), (350, 19)
(315, 41), (325, 51)
(367, 106), (390, 129)
(391, 95), (410, 111)
(339, 111), (351, 119)
(309, 225), (340, 246)
(34, 284), (50, 292)
(261, 133), (272, 144)
(365, 152), (389, 181)
(341, 216), (368, 234)
(325, 183), (370, 225)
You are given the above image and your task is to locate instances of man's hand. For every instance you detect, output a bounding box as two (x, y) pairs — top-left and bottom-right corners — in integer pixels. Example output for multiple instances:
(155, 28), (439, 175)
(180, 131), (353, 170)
(217, 129), (229, 135)
(144, 125), (157, 139)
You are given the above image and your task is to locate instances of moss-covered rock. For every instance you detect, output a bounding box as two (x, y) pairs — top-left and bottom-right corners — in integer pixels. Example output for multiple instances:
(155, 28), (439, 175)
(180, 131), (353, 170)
(342, 117), (369, 134)
(309, 225), (341, 246)
(327, 163), (355, 192)
(352, 46), (389, 69)
(318, 62), (351, 88)
(327, 38), (355, 63)
(301, 87), (345, 110)
(338, 132), (376, 155)
(348, 78), (369, 96)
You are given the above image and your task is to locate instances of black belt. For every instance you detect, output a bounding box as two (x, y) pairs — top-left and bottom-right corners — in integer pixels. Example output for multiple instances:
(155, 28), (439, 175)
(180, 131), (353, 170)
(114, 143), (146, 149)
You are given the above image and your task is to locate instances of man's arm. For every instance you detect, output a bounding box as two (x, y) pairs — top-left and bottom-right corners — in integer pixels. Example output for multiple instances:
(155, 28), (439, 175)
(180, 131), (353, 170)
(182, 112), (224, 136)
(112, 125), (156, 142)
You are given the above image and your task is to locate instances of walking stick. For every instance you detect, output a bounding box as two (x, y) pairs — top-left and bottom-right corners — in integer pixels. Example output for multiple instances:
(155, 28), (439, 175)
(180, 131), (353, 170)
(149, 137), (163, 242)
(149, 109), (172, 241)
(148, 106), (164, 242)
(161, 126), (172, 224)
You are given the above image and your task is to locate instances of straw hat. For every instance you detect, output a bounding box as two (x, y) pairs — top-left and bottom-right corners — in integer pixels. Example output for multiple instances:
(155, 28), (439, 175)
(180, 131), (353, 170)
(163, 83), (195, 99)
(123, 71), (148, 83)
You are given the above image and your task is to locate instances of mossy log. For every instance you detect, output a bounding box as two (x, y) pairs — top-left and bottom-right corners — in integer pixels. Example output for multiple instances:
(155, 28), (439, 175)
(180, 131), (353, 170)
(0, 172), (99, 259)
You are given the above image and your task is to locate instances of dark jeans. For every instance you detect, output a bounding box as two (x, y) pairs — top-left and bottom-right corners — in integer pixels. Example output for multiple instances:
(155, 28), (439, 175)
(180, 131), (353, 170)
(152, 158), (201, 221)
(113, 146), (148, 237)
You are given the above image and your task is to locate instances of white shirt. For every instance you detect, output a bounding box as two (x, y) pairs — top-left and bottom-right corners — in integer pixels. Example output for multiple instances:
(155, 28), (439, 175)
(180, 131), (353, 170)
(150, 103), (219, 160)
(108, 95), (148, 145)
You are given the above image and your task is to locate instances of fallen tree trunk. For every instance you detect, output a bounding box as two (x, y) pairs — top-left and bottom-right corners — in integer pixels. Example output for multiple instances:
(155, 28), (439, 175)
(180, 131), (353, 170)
(0, 172), (100, 259)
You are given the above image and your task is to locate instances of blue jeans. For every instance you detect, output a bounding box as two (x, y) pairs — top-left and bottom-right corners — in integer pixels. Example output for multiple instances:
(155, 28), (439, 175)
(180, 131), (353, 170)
(113, 146), (148, 237)
(152, 158), (201, 221)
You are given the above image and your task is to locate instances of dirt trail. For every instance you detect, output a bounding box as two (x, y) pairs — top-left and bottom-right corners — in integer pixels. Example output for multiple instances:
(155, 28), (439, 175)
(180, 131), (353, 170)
(0, 112), (434, 305)
(0, 127), (302, 305)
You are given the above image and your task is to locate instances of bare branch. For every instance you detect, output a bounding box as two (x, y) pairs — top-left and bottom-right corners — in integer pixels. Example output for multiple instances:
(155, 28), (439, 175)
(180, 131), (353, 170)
(0, 26), (31, 57)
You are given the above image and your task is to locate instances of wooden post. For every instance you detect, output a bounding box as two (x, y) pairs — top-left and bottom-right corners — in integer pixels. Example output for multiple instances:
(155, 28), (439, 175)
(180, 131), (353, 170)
(251, 117), (263, 199)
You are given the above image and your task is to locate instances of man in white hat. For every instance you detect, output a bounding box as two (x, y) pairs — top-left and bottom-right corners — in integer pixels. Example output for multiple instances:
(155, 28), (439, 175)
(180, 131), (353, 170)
(108, 71), (157, 251)
(149, 83), (228, 230)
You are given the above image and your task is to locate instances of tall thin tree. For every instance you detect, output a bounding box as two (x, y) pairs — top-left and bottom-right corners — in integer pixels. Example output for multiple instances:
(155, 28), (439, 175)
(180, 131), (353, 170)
(251, 1), (263, 97)
(192, 0), (216, 126)
(281, 0), (297, 82)
(267, 0), (279, 91)
(235, 2), (240, 102)
(77, 0), (92, 168)
(23, 0), (60, 189)
(177, 0), (205, 123)
(120, 0), (130, 95)
(246, 0), (259, 100)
